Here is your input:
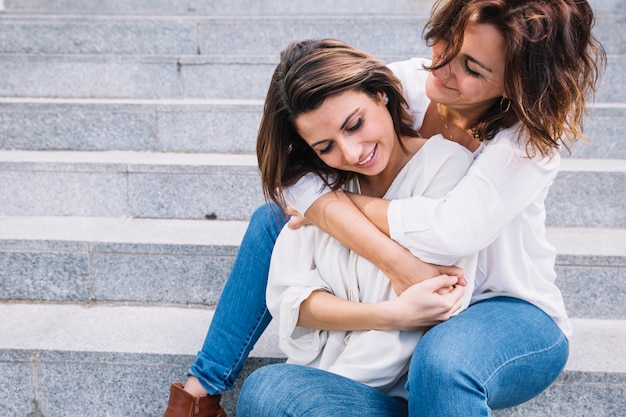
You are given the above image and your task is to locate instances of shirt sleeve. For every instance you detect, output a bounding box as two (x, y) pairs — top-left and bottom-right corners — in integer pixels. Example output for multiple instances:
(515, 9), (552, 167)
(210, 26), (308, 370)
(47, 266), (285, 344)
(387, 58), (431, 131)
(266, 225), (331, 364)
(388, 129), (560, 262)
(283, 173), (332, 216)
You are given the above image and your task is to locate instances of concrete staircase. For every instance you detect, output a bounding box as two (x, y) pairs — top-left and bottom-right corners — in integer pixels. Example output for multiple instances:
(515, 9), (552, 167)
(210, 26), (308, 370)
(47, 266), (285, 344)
(0, 0), (624, 415)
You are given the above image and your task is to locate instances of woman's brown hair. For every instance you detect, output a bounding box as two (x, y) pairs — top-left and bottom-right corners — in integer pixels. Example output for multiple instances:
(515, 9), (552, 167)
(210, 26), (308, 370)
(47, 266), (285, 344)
(424, 0), (606, 157)
(256, 38), (418, 207)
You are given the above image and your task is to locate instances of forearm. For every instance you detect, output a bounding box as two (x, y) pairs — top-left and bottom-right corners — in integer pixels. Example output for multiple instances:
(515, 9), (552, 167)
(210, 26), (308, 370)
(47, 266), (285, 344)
(297, 290), (395, 331)
(345, 191), (391, 235)
(298, 275), (466, 332)
(305, 191), (440, 293)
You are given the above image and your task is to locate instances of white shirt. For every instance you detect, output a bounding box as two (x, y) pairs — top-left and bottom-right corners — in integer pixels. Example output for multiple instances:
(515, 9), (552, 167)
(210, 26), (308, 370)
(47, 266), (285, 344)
(284, 57), (571, 337)
(270, 135), (476, 399)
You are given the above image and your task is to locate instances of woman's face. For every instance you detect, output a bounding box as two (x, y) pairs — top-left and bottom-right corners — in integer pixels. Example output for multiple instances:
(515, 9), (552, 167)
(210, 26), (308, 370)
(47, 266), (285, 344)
(425, 21), (507, 113)
(295, 90), (399, 177)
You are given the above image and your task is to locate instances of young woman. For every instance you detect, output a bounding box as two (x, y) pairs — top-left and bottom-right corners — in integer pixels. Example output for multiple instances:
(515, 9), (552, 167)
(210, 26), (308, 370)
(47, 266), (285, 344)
(257, 38), (477, 403)
(162, 39), (471, 417)
(162, 1), (605, 416)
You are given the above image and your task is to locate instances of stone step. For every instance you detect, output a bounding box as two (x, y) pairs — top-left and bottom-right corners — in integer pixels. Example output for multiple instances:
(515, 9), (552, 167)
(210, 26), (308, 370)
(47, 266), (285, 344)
(0, 216), (248, 305)
(0, 15), (433, 57)
(0, 302), (624, 416)
(0, 98), (264, 153)
(0, 151), (624, 226)
(0, 53), (623, 102)
(0, 99), (624, 159)
(0, 150), (263, 221)
(549, 157), (626, 228)
(0, 302), (282, 417)
(1, 0), (621, 15)
(0, 13), (622, 56)
(0, 0), (436, 15)
(1, 215), (624, 319)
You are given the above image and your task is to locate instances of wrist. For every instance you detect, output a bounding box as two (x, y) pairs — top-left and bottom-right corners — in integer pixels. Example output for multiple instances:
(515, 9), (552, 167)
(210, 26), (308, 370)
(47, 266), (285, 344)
(369, 300), (398, 331)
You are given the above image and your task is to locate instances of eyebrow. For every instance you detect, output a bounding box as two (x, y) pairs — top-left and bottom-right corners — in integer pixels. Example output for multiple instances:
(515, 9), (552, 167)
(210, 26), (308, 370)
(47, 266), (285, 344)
(310, 107), (360, 148)
(464, 54), (494, 73)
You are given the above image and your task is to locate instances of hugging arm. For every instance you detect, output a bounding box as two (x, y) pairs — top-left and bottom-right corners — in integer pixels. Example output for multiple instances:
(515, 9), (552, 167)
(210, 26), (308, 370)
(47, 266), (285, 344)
(302, 190), (463, 295)
(353, 141), (561, 261)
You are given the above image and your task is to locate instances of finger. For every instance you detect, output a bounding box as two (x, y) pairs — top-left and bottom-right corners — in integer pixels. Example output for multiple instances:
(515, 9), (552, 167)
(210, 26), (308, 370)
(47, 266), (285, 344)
(423, 274), (460, 292)
(449, 297), (464, 316)
(449, 268), (466, 286)
(287, 217), (301, 230)
(448, 287), (466, 315)
(435, 285), (454, 295)
(288, 215), (310, 230)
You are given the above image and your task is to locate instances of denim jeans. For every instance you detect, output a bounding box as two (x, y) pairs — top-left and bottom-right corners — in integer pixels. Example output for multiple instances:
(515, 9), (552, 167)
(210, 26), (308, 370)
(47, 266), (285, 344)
(237, 297), (568, 417)
(407, 297), (569, 416)
(189, 203), (568, 415)
(188, 203), (286, 394)
(237, 363), (409, 417)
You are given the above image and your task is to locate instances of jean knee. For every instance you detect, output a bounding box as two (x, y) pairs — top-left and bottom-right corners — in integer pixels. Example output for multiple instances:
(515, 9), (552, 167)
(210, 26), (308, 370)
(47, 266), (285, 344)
(238, 364), (288, 416)
(410, 327), (465, 380)
(250, 203), (286, 239)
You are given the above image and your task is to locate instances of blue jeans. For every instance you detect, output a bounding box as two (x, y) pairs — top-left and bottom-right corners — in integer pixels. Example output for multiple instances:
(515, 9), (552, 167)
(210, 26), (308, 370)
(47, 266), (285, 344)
(237, 297), (568, 416)
(407, 297), (568, 416)
(188, 203), (286, 394)
(237, 364), (409, 417)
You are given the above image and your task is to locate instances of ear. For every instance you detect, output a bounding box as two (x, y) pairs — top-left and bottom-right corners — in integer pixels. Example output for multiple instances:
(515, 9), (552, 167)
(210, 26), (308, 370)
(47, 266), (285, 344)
(378, 91), (389, 105)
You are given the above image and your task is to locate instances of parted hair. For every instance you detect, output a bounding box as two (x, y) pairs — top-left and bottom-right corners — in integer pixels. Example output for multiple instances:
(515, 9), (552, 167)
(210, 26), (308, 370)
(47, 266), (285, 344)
(256, 38), (418, 207)
(424, 0), (606, 157)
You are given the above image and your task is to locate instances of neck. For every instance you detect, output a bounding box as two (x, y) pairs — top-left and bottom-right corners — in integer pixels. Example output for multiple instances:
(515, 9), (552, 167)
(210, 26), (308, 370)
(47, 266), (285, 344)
(437, 103), (470, 130)
(358, 135), (423, 197)
(437, 103), (483, 151)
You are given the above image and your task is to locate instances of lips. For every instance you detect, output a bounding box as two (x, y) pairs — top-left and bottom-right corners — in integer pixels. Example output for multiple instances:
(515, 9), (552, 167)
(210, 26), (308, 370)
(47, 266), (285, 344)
(433, 74), (454, 90)
(356, 145), (377, 167)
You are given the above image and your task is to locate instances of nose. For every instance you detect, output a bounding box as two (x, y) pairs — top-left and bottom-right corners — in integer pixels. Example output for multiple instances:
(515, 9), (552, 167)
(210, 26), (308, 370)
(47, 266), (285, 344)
(337, 138), (362, 165)
(432, 64), (451, 84)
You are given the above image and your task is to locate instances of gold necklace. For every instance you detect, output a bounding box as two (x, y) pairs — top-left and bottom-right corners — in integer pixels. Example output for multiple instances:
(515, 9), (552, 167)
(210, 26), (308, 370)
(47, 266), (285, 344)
(436, 103), (480, 146)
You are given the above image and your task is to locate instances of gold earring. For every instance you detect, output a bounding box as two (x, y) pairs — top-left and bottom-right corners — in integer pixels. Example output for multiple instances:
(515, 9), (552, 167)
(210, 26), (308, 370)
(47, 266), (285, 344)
(500, 97), (511, 113)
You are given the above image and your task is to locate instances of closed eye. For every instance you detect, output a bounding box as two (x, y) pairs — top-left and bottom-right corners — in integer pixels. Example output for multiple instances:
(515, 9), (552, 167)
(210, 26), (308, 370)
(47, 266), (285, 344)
(346, 117), (363, 132)
(318, 142), (334, 155)
(464, 61), (481, 78)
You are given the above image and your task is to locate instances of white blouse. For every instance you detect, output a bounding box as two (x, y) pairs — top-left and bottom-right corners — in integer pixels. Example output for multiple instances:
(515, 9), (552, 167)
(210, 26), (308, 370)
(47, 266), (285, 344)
(269, 135), (477, 399)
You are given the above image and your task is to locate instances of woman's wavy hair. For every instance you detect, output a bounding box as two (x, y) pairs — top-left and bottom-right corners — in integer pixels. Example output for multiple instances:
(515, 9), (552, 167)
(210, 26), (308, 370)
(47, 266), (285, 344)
(424, 0), (606, 157)
(257, 38), (418, 207)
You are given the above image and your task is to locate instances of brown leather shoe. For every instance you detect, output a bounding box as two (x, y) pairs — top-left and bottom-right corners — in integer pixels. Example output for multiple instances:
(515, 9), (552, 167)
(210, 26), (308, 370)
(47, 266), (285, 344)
(162, 382), (227, 417)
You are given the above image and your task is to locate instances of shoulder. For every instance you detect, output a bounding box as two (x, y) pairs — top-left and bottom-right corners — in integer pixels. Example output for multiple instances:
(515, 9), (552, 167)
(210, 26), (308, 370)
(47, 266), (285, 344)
(387, 58), (431, 126)
(423, 134), (474, 169)
(476, 126), (561, 175)
(387, 58), (431, 96)
(387, 57), (431, 83)
(397, 134), (473, 193)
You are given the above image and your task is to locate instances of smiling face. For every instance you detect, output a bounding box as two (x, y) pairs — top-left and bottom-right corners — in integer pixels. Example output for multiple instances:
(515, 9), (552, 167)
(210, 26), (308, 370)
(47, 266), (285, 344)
(425, 21), (507, 115)
(294, 90), (403, 181)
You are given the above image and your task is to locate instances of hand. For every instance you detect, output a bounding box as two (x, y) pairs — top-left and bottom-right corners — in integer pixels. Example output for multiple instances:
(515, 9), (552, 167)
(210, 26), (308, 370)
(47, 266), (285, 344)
(433, 264), (466, 286)
(387, 257), (466, 295)
(383, 275), (465, 331)
(286, 204), (312, 229)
